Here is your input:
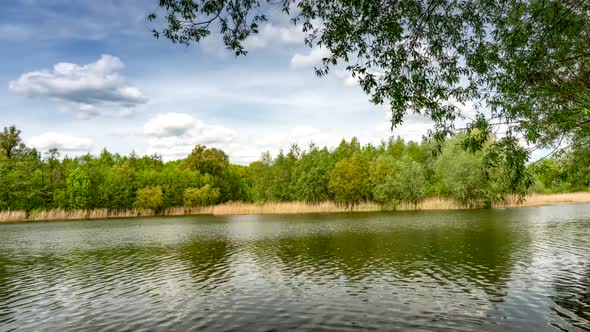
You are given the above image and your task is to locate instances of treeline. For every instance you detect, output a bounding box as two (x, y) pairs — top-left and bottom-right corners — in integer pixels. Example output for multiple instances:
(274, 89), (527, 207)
(249, 136), (521, 208)
(0, 127), (250, 212)
(0, 127), (552, 211)
(530, 141), (590, 194)
(0, 125), (588, 212)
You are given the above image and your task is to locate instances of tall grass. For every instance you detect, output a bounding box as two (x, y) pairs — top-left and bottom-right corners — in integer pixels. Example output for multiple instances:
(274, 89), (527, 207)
(1, 192), (590, 222)
(495, 192), (590, 208)
(0, 211), (27, 222)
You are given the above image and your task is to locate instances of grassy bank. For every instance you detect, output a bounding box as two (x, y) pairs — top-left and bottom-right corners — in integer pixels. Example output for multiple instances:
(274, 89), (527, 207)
(1, 192), (589, 223)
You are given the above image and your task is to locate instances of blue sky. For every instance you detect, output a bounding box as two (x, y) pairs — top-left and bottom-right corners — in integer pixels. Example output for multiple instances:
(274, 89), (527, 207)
(1, 0), (447, 163)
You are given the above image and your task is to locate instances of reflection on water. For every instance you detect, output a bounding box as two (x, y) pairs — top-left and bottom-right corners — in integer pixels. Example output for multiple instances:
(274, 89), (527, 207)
(0, 205), (589, 331)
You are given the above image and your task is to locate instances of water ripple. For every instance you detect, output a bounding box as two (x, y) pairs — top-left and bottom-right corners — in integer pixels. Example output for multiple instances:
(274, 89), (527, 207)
(0, 205), (589, 331)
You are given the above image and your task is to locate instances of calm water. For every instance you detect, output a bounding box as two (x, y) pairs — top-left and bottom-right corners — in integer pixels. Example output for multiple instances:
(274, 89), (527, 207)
(0, 205), (589, 331)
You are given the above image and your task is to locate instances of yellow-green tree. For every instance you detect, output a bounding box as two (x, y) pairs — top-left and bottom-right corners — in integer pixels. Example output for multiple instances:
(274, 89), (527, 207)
(134, 186), (164, 211)
(328, 155), (371, 207)
(183, 184), (220, 207)
(66, 168), (91, 210)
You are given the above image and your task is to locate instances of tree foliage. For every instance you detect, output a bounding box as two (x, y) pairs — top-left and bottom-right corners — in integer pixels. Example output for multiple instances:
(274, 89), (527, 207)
(66, 168), (92, 210)
(134, 186), (164, 210)
(0, 126), (251, 212)
(328, 154), (371, 206)
(150, 0), (590, 191)
(0, 126), (27, 160)
(182, 145), (229, 176)
(183, 184), (221, 207)
(0, 125), (587, 213)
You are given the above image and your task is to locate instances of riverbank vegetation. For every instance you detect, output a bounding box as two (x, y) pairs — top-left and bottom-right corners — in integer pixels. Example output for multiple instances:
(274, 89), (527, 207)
(0, 125), (589, 221)
(2, 193), (590, 222)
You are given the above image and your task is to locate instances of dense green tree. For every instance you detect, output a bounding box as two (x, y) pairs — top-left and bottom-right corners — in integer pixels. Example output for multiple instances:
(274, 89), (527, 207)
(435, 138), (496, 208)
(391, 157), (426, 205)
(371, 155), (426, 206)
(370, 155), (398, 205)
(292, 145), (334, 202)
(66, 169), (92, 210)
(329, 154), (371, 207)
(1, 125), (588, 214)
(134, 186), (164, 211)
(0, 126), (26, 159)
(183, 184), (221, 207)
(182, 145), (229, 176)
(248, 155), (274, 202)
(95, 164), (135, 209)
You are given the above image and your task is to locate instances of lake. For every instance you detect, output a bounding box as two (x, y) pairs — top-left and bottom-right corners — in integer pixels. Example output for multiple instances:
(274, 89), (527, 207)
(0, 204), (589, 331)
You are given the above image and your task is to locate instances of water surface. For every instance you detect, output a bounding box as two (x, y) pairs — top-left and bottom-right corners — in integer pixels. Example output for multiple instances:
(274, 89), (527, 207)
(1, 204), (589, 331)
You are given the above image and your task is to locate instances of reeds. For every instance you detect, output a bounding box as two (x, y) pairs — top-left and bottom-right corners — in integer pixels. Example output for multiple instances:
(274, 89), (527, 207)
(0, 211), (27, 222)
(207, 197), (466, 215)
(207, 201), (380, 215)
(28, 209), (158, 221)
(495, 192), (590, 208)
(1, 192), (589, 222)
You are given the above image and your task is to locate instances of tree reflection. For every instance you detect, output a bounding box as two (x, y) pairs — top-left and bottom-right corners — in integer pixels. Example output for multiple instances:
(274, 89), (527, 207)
(264, 210), (525, 300)
(176, 238), (233, 289)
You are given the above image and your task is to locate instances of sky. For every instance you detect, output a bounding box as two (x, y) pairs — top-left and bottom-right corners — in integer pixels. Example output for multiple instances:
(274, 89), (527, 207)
(1, 0), (459, 164)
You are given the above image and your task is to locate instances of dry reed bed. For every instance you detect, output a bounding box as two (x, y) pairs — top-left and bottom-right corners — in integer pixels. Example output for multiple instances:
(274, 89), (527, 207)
(496, 192), (590, 208)
(0, 211), (27, 222)
(1, 192), (589, 223)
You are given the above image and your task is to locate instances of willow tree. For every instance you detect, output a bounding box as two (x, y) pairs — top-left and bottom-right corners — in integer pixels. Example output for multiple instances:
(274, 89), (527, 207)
(149, 0), (590, 196)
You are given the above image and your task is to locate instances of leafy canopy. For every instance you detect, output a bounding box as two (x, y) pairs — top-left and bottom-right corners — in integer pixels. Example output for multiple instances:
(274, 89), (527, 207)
(150, 0), (590, 195)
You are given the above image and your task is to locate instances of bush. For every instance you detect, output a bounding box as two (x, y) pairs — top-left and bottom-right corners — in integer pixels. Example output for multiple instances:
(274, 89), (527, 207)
(134, 186), (164, 211)
(183, 184), (220, 207)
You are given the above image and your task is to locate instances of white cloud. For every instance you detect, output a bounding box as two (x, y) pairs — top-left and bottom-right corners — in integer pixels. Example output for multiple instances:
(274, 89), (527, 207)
(144, 113), (237, 160)
(30, 132), (94, 152)
(374, 111), (433, 143)
(290, 47), (331, 69)
(244, 23), (305, 50)
(334, 70), (359, 87)
(9, 54), (147, 119)
(144, 113), (198, 137)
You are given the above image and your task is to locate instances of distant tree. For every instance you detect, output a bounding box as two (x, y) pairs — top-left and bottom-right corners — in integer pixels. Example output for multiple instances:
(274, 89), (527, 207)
(334, 138), (361, 160)
(532, 158), (562, 193)
(292, 145), (334, 202)
(66, 168), (92, 210)
(183, 184), (220, 207)
(214, 165), (250, 202)
(182, 145), (229, 176)
(134, 186), (164, 211)
(329, 154), (371, 207)
(248, 159), (273, 202)
(371, 155), (398, 204)
(435, 138), (494, 208)
(0, 126), (26, 159)
(391, 157), (426, 206)
(97, 162), (136, 209)
(372, 155), (426, 206)
(267, 148), (298, 201)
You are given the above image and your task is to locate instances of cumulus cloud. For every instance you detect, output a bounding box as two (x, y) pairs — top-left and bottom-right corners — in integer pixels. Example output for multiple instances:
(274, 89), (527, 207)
(290, 47), (331, 69)
(30, 132), (94, 152)
(142, 113), (342, 163)
(244, 23), (305, 50)
(9, 54), (147, 119)
(144, 113), (237, 160)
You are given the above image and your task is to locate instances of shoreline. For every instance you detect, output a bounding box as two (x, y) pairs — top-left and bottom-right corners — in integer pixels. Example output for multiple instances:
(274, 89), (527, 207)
(1, 192), (589, 223)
